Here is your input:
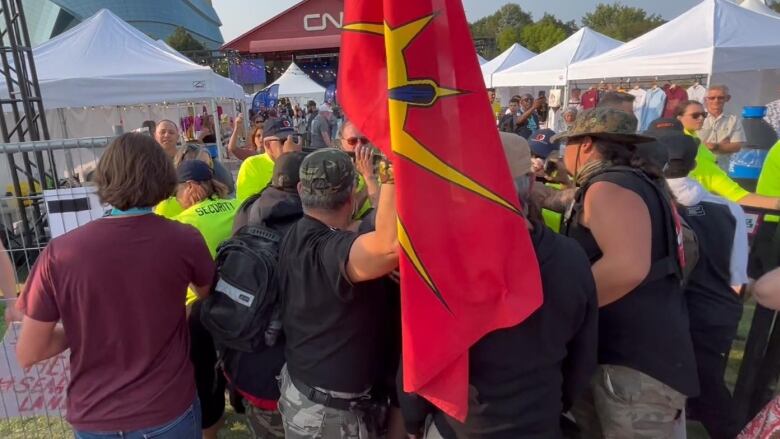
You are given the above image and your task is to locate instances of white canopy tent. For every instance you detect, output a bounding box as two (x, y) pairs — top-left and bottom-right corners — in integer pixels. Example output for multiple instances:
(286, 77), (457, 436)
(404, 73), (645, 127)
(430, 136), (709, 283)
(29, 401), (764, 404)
(566, 0), (780, 113)
(740, 0), (780, 17)
(481, 43), (535, 87)
(478, 55), (488, 65)
(0, 9), (244, 110)
(492, 28), (622, 87)
(268, 63), (326, 105)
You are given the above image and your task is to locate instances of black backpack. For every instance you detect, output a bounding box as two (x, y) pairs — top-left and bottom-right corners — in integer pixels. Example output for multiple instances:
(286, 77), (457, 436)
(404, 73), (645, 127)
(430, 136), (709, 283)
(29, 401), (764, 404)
(200, 225), (283, 352)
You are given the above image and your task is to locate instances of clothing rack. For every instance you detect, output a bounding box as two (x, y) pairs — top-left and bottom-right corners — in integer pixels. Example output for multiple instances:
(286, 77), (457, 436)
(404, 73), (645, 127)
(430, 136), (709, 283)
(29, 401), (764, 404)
(568, 75), (709, 92)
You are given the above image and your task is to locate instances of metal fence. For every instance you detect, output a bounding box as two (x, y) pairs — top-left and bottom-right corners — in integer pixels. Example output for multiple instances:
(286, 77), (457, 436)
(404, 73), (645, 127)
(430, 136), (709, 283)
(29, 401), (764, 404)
(0, 136), (109, 438)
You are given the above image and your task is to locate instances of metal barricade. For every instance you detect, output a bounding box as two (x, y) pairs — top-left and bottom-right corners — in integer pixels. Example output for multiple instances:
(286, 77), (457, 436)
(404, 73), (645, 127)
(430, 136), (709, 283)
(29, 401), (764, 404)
(0, 136), (110, 438)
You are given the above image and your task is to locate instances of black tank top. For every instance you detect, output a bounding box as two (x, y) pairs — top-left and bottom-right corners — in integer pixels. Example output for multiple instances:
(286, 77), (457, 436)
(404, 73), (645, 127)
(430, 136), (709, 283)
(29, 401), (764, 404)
(564, 168), (699, 397)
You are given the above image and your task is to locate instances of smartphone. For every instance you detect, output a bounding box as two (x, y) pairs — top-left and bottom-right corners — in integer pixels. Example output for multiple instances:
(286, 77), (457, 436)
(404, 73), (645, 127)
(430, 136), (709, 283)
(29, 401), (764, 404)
(538, 90), (546, 99)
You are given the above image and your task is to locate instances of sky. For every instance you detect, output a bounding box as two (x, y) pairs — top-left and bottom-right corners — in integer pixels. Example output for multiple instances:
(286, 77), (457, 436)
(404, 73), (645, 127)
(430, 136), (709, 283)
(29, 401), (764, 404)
(212, 0), (703, 43)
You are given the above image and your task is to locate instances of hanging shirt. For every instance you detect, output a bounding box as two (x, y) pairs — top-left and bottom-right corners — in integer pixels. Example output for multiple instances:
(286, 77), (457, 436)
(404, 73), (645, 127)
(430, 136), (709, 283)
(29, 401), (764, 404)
(687, 84), (707, 105)
(581, 89), (599, 109)
(663, 86), (689, 118)
(643, 87), (667, 128)
(547, 89), (562, 108)
(764, 99), (780, 136)
(628, 88), (648, 130)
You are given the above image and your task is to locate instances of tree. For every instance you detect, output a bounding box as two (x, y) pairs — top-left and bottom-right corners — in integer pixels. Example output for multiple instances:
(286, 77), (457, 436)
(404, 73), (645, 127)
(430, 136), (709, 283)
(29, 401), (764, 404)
(470, 4), (533, 58)
(520, 14), (576, 52)
(496, 27), (523, 52)
(166, 27), (205, 54)
(520, 20), (568, 53)
(771, 1), (780, 13)
(582, 3), (665, 42)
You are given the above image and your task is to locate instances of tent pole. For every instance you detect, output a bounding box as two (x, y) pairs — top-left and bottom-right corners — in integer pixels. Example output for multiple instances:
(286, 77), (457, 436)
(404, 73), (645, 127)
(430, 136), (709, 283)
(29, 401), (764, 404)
(57, 108), (76, 178)
(210, 99), (223, 161)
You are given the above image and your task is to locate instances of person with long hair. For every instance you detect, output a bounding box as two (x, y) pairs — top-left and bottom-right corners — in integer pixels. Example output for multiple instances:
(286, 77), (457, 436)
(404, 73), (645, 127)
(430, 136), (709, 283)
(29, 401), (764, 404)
(15, 133), (214, 438)
(558, 108), (699, 437)
(228, 114), (264, 161)
(677, 100), (780, 210)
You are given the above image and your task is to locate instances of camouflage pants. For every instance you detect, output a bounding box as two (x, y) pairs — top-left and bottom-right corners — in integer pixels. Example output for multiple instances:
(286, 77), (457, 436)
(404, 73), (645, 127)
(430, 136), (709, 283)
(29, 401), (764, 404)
(571, 365), (687, 439)
(245, 403), (285, 439)
(278, 364), (380, 439)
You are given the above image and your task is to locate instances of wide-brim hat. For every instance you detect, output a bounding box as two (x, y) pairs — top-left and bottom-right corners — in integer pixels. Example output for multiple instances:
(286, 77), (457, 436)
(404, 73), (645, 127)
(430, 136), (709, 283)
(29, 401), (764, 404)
(551, 108), (656, 145)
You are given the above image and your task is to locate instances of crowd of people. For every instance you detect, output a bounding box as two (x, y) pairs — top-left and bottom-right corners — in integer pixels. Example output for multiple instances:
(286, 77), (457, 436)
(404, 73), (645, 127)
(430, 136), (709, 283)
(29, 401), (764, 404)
(1, 80), (780, 439)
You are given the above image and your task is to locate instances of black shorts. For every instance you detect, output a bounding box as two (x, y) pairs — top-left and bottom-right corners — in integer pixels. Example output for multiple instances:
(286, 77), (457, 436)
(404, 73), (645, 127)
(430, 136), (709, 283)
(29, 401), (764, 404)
(189, 301), (226, 429)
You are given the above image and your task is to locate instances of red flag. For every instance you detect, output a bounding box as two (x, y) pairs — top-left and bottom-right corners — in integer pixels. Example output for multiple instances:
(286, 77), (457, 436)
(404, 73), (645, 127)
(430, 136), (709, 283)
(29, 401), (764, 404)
(339, 0), (543, 421)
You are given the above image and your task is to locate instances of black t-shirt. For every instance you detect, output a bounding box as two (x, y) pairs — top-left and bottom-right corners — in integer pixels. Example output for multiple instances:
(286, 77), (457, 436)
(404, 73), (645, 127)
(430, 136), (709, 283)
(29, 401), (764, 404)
(279, 215), (385, 393)
(564, 169), (699, 397)
(399, 224), (599, 438)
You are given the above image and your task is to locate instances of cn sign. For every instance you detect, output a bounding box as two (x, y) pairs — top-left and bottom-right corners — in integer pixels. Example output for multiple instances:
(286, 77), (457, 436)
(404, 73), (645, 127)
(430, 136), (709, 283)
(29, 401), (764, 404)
(303, 12), (343, 32)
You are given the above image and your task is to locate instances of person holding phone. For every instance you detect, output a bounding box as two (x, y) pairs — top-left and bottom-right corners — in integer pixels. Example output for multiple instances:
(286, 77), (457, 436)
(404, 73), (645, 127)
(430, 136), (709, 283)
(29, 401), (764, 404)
(515, 93), (544, 139)
(236, 118), (302, 203)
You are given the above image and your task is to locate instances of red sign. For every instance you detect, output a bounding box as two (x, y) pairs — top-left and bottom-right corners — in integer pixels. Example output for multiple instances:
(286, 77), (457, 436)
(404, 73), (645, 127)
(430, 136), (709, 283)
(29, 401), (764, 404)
(224, 0), (344, 53)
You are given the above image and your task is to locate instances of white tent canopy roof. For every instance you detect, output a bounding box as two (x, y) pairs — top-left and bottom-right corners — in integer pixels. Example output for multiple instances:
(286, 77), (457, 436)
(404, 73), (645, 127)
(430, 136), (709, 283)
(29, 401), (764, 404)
(0, 9), (244, 109)
(567, 0), (780, 80)
(740, 0), (780, 17)
(493, 28), (622, 87)
(481, 43), (535, 87)
(478, 55), (488, 65)
(269, 63), (326, 103)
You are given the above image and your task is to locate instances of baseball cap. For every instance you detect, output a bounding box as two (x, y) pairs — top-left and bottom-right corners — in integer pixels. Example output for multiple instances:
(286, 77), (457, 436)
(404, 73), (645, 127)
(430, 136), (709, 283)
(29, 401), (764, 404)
(551, 107), (655, 145)
(263, 117), (296, 139)
(299, 148), (356, 197)
(272, 152), (306, 192)
(319, 103), (333, 113)
(499, 132), (533, 178)
(177, 160), (213, 183)
(639, 118), (698, 177)
(528, 129), (559, 159)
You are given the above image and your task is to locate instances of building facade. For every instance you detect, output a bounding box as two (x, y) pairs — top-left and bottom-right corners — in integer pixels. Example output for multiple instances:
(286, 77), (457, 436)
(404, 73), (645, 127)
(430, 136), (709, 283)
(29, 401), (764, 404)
(24, 0), (224, 48)
(223, 0), (343, 90)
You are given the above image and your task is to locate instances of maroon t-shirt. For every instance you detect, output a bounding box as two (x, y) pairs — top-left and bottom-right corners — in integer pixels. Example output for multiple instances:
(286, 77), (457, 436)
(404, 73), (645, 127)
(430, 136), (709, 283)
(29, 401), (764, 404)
(663, 85), (689, 118)
(17, 214), (215, 432)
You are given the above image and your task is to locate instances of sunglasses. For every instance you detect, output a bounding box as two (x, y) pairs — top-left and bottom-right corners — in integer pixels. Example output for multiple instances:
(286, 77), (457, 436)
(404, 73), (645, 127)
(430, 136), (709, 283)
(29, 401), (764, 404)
(688, 112), (708, 119)
(345, 136), (370, 147)
(706, 96), (726, 101)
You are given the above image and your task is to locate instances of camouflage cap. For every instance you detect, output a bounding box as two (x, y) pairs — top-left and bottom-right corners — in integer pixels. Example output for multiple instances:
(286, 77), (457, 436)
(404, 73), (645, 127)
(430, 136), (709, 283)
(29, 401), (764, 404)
(551, 107), (656, 145)
(299, 148), (356, 196)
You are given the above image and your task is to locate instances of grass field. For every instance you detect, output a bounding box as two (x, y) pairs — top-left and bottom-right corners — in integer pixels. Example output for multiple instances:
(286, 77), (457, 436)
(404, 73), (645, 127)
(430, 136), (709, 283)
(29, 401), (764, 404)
(0, 301), (761, 439)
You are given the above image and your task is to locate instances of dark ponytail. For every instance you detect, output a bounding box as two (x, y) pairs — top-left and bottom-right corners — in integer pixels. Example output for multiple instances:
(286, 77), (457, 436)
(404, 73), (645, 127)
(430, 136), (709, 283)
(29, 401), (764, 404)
(594, 140), (664, 180)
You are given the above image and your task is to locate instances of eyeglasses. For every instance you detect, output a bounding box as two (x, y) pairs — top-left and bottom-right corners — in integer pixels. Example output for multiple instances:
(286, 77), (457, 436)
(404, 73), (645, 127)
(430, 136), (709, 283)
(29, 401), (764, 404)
(345, 136), (370, 147)
(687, 112), (708, 119)
(253, 119), (264, 125)
(706, 96), (726, 101)
(264, 138), (282, 148)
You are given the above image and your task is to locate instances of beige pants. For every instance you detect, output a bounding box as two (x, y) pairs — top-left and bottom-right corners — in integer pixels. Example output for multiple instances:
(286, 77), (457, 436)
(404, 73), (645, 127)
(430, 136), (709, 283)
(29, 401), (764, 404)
(572, 365), (687, 439)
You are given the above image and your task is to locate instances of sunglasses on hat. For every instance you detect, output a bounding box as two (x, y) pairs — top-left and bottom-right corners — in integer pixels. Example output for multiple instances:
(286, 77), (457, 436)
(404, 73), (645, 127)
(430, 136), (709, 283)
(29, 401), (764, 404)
(345, 136), (370, 147)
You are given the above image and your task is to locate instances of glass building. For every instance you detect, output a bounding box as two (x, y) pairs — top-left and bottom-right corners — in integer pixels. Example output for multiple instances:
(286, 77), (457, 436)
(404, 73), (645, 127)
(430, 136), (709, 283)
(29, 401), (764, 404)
(23, 0), (224, 49)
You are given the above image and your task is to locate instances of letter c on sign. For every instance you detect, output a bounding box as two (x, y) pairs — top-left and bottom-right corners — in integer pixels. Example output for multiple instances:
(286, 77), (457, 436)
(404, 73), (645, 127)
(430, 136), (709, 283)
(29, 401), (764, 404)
(304, 14), (325, 32)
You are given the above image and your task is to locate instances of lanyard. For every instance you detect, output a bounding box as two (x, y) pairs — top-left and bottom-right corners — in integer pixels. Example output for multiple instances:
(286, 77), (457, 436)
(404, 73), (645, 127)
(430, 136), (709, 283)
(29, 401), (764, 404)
(109, 207), (154, 216)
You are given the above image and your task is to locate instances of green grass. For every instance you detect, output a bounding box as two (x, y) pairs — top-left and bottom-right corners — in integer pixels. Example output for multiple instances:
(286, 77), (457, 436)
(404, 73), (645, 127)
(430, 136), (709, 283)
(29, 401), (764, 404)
(0, 301), (763, 438)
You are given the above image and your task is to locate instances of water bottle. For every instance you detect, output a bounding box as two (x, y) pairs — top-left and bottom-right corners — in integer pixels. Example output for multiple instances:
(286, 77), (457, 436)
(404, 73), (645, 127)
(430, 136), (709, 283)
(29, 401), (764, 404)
(729, 106), (778, 192)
